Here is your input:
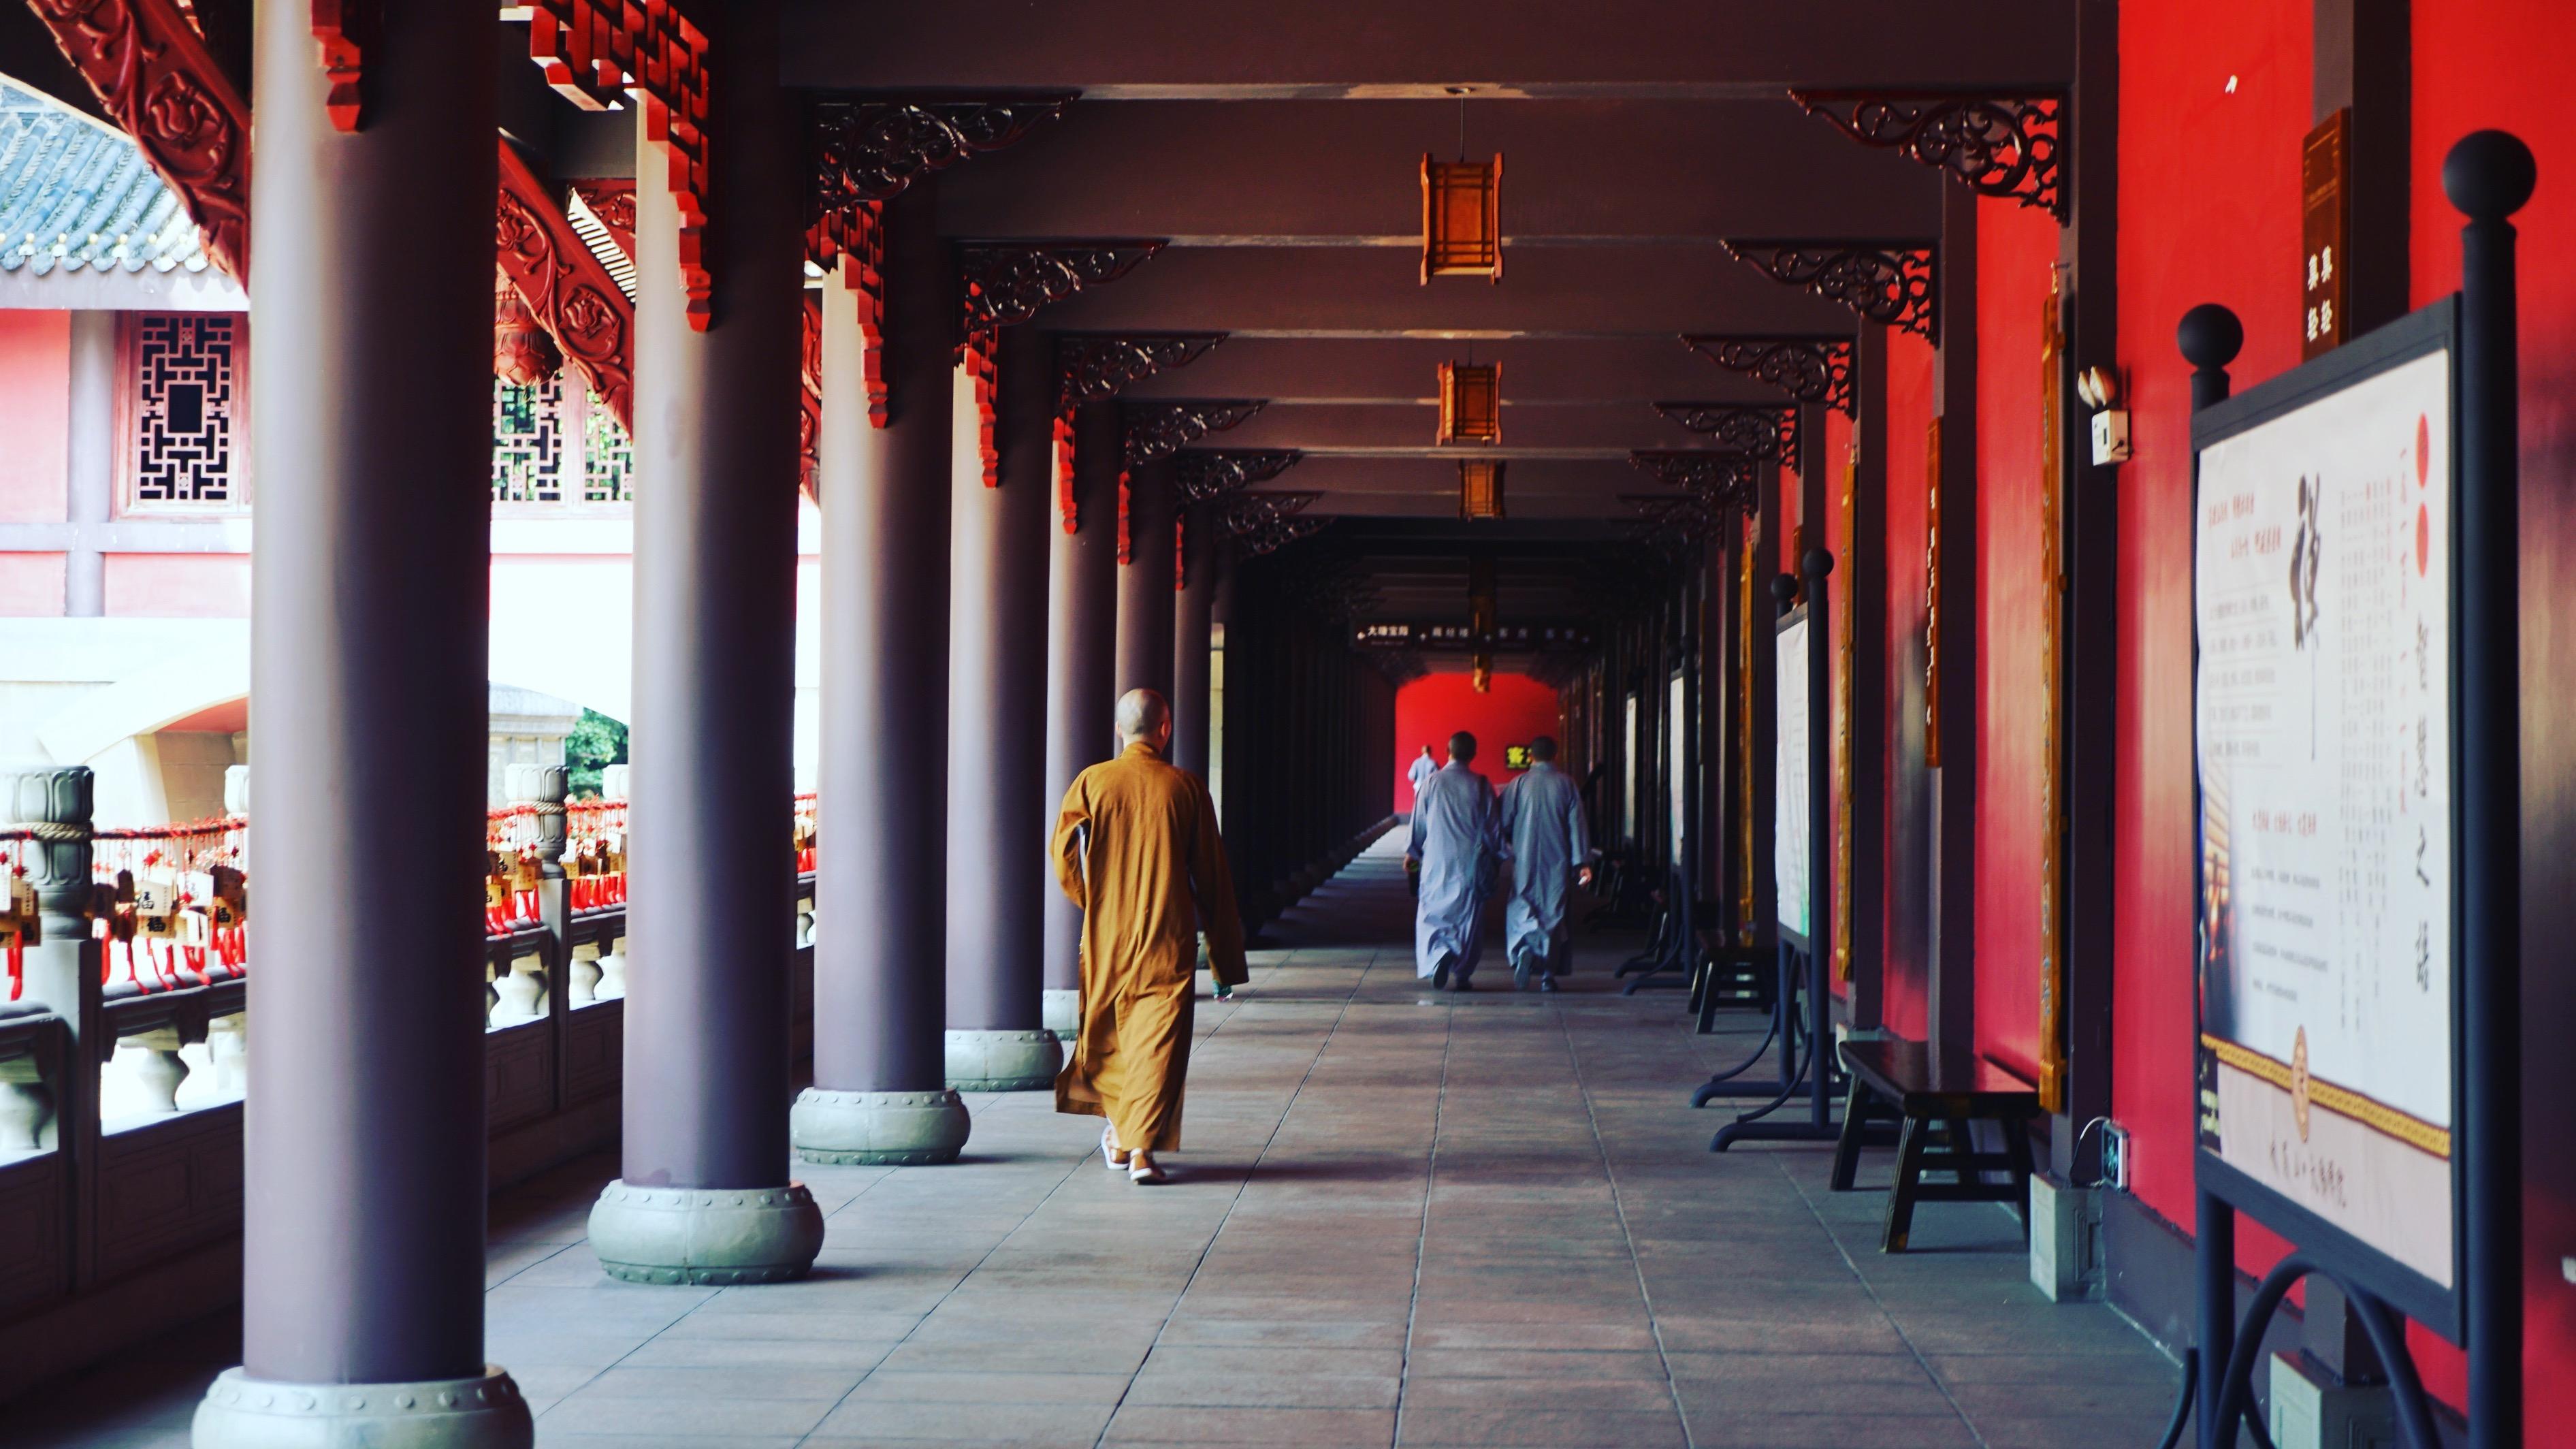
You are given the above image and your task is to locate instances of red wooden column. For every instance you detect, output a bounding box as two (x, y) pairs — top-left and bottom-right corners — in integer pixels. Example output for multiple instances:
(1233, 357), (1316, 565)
(942, 328), (1060, 1090)
(794, 177), (972, 1164)
(1041, 400), (1124, 1036)
(588, 0), (823, 1284)
(204, 1), (530, 1443)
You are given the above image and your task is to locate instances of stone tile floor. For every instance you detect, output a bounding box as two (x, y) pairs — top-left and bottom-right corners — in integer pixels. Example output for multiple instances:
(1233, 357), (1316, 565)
(7, 835), (2181, 1448)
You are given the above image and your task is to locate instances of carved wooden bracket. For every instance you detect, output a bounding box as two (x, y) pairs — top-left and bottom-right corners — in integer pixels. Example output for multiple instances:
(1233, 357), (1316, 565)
(1117, 401), (1265, 562)
(1792, 89), (2065, 221)
(1681, 335), (1857, 416)
(808, 97), (1070, 208)
(1721, 240), (1938, 344)
(957, 242), (1165, 488)
(1050, 334), (1223, 532)
(28, 0), (251, 280)
(799, 292), (822, 498)
(1629, 451), (1762, 511)
(570, 180), (638, 261)
(1622, 492), (1725, 550)
(495, 138), (634, 430)
(526, 0), (712, 329)
(309, 0), (368, 129)
(1224, 490), (1327, 558)
(1173, 449), (1302, 505)
(1653, 402), (1801, 468)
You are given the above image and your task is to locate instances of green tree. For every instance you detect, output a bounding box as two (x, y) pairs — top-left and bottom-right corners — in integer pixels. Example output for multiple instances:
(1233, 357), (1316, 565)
(564, 707), (628, 797)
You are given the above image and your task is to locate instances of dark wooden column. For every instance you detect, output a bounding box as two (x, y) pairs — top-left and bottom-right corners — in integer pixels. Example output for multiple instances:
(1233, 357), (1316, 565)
(794, 176), (971, 1164)
(1116, 460), (1178, 701)
(1172, 505), (1222, 778)
(943, 327), (1061, 1091)
(1041, 400), (1122, 1036)
(1844, 325), (1888, 1032)
(208, 0), (533, 1438)
(593, 0), (822, 1286)
(1929, 181), (1980, 1065)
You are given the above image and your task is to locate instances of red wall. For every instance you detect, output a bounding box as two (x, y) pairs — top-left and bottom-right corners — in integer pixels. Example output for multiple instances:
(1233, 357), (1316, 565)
(2408, 0), (2576, 1427)
(0, 310), (69, 526)
(1392, 671), (1560, 808)
(1973, 196), (2061, 1084)
(1878, 328), (1937, 1041)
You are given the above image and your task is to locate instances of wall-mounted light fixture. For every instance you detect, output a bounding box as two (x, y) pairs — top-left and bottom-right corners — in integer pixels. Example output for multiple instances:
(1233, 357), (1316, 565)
(2074, 364), (2130, 466)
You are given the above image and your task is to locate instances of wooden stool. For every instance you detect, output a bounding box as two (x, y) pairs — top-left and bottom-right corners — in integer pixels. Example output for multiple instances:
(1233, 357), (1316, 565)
(1830, 1038), (2041, 1252)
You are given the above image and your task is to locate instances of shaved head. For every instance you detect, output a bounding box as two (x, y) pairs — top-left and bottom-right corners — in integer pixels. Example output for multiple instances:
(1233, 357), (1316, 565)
(1448, 731), (1477, 762)
(1116, 688), (1172, 746)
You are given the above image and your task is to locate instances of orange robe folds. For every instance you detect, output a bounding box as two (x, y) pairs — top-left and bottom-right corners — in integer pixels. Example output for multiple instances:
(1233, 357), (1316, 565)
(1050, 742), (1247, 1153)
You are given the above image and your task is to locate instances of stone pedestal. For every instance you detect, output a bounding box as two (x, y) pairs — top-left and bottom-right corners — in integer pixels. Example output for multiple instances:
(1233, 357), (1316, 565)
(193, 1367), (530, 1449)
(594, 0), (819, 1282)
(944, 1028), (1063, 1092)
(790, 1088), (971, 1166)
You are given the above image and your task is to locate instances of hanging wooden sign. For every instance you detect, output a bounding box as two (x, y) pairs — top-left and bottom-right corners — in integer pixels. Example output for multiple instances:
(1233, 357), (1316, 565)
(2302, 109), (2352, 360)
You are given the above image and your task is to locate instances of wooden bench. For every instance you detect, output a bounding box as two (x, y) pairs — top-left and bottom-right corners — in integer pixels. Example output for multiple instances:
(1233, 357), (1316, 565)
(1830, 1038), (2042, 1253)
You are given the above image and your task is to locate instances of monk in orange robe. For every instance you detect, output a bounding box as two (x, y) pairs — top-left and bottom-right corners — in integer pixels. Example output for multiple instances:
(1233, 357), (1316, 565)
(1051, 688), (1247, 1184)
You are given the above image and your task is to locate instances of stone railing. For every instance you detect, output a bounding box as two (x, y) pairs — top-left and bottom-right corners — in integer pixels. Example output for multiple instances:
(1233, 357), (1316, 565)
(0, 762), (820, 1401)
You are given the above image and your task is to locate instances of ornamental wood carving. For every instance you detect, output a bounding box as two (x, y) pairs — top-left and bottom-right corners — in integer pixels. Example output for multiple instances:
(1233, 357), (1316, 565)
(525, 0), (712, 328)
(1792, 90), (2065, 222)
(960, 241), (1163, 332)
(1123, 400), (1266, 471)
(494, 270), (562, 386)
(1720, 241), (1939, 343)
(570, 180), (638, 260)
(308, 0), (368, 129)
(495, 139), (634, 430)
(806, 203), (887, 426)
(1224, 491), (1327, 558)
(1172, 449), (1302, 504)
(1622, 492), (1722, 547)
(1628, 451), (1762, 512)
(1654, 402), (1800, 468)
(809, 97), (1070, 208)
(799, 291), (822, 498)
(1682, 336), (1857, 416)
(963, 325), (1001, 488)
(1057, 334), (1224, 409)
(29, 0), (251, 279)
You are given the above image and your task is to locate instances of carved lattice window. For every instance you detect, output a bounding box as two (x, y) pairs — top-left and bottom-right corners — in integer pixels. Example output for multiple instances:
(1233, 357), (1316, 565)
(125, 314), (244, 511)
(490, 377), (632, 506)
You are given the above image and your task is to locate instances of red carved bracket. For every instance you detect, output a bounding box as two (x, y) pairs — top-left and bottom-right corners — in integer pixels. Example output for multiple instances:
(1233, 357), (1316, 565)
(799, 292), (822, 498)
(29, 0), (251, 280)
(309, 0), (366, 130)
(963, 325), (1000, 488)
(495, 139), (634, 430)
(526, 0), (712, 329)
(805, 202), (888, 426)
(570, 180), (638, 261)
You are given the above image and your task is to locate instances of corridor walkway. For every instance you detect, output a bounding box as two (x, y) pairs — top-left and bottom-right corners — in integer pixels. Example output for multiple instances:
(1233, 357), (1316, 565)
(13, 835), (2179, 1448)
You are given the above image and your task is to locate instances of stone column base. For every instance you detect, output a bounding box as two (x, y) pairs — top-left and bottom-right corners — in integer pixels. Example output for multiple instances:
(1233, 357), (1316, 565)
(1042, 988), (1081, 1044)
(587, 1181), (824, 1286)
(944, 1028), (1063, 1092)
(194, 1365), (532, 1449)
(792, 1087), (970, 1165)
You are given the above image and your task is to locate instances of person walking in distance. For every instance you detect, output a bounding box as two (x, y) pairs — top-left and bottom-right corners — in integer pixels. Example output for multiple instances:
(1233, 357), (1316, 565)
(1406, 744), (1437, 809)
(1050, 688), (1246, 1184)
(1497, 735), (1592, 991)
(1407, 730), (1499, 991)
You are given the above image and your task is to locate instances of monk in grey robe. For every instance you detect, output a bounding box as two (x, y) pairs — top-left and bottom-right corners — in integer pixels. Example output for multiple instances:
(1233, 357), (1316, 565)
(1407, 731), (1498, 990)
(1051, 689), (1246, 1184)
(1497, 734), (1592, 991)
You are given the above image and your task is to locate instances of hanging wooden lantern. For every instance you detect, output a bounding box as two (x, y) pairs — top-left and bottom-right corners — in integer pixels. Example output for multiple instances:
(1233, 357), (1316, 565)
(1438, 361), (1500, 445)
(1459, 459), (1506, 520)
(1472, 652), (1494, 693)
(1422, 155), (1503, 283)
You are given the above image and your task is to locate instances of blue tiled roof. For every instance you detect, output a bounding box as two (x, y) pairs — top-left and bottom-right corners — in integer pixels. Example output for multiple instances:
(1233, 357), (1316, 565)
(0, 78), (213, 278)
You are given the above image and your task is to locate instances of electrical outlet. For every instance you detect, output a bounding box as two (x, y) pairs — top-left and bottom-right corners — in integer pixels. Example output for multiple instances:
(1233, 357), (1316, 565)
(2099, 1120), (2132, 1192)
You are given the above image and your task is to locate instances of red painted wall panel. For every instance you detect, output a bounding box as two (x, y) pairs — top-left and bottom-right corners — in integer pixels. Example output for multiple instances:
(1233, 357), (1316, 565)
(2408, 0), (2576, 1422)
(1391, 671), (1561, 810)
(0, 312), (69, 525)
(1973, 198), (2061, 1083)
(1878, 328), (1937, 1041)
(2113, 0), (2308, 1241)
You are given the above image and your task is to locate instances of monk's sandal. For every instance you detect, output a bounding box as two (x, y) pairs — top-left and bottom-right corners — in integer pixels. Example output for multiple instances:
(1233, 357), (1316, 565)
(1101, 1121), (1127, 1172)
(1129, 1158), (1170, 1185)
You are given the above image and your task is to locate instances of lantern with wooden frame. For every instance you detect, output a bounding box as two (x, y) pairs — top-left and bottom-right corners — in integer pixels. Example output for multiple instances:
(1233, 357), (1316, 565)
(1458, 458), (1507, 520)
(1421, 154), (1502, 283)
(1438, 360), (1500, 445)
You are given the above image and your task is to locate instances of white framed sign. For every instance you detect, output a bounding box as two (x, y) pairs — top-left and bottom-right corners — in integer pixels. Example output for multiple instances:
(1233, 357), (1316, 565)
(1775, 611), (1811, 947)
(2192, 300), (2461, 1337)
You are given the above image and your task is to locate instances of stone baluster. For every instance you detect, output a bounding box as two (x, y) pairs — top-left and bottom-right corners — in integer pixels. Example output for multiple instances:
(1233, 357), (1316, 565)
(5, 764), (98, 1280)
(108, 1028), (189, 1118)
(505, 764), (567, 1019)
